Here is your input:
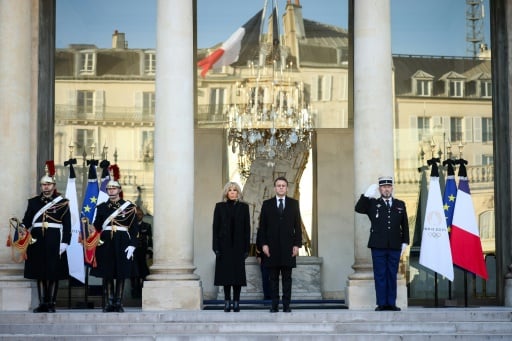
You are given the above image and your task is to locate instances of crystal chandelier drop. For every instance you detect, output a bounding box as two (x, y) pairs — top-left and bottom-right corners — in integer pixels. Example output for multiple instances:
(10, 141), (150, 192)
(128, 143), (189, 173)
(227, 63), (314, 178)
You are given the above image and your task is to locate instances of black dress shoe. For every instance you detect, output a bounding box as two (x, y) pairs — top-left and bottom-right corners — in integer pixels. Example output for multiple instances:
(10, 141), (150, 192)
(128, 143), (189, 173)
(33, 303), (48, 313)
(233, 301), (240, 312)
(283, 306), (292, 313)
(223, 300), (231, 312)
(374, 305), (386, 311)
(389, 305), (401, 311)
(270, 307), (279, 313)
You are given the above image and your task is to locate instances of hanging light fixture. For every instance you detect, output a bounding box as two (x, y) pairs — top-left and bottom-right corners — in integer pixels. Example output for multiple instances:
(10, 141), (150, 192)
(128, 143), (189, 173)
(226, 9), (315, 178)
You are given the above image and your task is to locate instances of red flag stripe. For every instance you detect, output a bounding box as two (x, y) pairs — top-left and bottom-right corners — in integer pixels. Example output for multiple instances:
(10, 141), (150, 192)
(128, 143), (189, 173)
(450, 225), (489, 280)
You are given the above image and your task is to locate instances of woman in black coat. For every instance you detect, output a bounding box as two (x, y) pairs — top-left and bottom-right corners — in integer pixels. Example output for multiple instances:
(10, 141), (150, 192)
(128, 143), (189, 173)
(212, 181), (250, 312)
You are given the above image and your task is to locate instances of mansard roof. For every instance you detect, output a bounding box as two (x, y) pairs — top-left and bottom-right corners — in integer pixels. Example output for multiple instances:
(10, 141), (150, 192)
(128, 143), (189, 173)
(393, 55), (492, 96)
(298, 19), (349, 66)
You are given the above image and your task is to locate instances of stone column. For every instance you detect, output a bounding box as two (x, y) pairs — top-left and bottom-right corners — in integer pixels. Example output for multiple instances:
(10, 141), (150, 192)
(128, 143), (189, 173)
(490, 0), (512, 306)
(0, 0), (35, 310)
(142, 0), (202, 310)
(346, 0), (406, 309)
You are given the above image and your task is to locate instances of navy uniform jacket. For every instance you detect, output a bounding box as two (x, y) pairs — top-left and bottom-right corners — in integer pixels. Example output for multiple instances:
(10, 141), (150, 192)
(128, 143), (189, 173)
(355, 195), (410, 250)
(90, 199), (138, 279)
(22, 193), (72, 280)
(258, 196), (302, 268)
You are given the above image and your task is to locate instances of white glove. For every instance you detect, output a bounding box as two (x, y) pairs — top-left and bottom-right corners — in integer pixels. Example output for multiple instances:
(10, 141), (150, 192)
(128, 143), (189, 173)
(400, 243), (408, 257)
(59, 243), (68, 255)
(364, 184), (379, 199)
(125, 246), (136, 260)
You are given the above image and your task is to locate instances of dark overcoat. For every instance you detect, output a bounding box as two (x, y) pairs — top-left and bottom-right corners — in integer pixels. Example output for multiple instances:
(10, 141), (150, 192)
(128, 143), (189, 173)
(258, 196), (302, 268)
(212, 200), (250, 286)
(355, 195), (410, 250)
(133, 220), (152, 279)
(22, 193), (72, 280)
(90, 200), (138, 279)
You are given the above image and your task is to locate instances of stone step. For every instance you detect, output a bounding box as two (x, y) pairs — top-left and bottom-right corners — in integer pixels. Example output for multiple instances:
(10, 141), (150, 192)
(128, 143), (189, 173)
(0, 308), (510, 339)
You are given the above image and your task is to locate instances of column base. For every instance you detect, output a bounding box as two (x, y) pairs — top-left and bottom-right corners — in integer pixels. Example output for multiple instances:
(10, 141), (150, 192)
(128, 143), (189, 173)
(345, 278), (407, 310)
(504, 278), (512, 307)
(0, 281), (32, 311)
(142, 280), (203, 310)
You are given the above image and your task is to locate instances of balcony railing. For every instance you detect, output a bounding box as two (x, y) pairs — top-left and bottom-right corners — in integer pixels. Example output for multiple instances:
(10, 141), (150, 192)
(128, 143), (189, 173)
(55, 105), (155, 124)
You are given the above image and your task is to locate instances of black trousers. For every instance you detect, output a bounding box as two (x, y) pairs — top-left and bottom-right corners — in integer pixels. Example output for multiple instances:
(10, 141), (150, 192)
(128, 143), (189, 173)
(268, 266), (292, 308)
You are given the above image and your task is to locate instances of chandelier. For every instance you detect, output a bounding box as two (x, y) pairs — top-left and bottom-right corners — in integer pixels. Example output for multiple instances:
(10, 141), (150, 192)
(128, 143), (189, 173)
(227, 58), (314, 178)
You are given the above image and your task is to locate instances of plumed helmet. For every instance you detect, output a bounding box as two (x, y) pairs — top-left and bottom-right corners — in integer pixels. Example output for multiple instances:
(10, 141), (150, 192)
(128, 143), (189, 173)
(40, 160), (56, 184)
(106, 164), (121, 189)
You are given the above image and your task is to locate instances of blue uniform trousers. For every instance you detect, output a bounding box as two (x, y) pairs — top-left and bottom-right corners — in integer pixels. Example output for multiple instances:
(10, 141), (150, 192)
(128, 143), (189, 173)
(371, 248), (401, 306)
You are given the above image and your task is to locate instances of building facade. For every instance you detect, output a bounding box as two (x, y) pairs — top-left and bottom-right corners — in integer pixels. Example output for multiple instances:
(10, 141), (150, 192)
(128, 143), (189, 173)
(0, 0), (511, 310)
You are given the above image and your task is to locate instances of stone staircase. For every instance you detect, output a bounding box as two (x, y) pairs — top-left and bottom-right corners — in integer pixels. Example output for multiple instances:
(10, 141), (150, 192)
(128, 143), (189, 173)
(0, 307), (511, 340)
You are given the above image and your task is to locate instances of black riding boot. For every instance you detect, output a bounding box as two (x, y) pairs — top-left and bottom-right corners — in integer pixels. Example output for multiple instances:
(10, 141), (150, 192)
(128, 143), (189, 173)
(47, 280), (59, 313)
(33, 280), (48, 313)
(114, 279), (125, 312)
(103, 279), (115, 312)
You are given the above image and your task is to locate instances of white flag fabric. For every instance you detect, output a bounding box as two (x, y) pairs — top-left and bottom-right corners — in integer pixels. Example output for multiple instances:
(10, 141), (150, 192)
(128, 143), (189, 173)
(65, 176), (85, 283)
(419, 176), (454, 281)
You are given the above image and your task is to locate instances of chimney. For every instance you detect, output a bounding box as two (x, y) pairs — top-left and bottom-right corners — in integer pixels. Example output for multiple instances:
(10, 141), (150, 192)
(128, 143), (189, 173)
(112, 30), (127, 49)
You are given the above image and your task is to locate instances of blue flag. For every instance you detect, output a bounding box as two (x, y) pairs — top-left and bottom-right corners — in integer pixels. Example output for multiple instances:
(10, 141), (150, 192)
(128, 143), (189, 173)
(80, 160), (99, 234)
(442, 159), (457, 230)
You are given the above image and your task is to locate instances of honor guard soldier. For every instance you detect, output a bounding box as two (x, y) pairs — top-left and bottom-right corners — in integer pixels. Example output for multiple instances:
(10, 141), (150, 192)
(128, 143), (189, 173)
(21, 161), (72, 313)
(90, 173), (138, 312)
(355, 176), (409, 311)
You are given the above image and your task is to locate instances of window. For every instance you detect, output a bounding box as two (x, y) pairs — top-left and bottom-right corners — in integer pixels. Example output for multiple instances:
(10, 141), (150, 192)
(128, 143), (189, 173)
(80, 51), (95, 74)
(142, 130), (154, 162)
(77, 90), (94, 116)
(450, 117), (463, 142)
(144, 51), (156, 75)
(480, 80), (492, 98)
(482, 117), (493, 142)
(482, 154), (493, 165)
(209, 88), (225, 115)
(416, 79), (431, 96)
(479, 211), (495, 240)
(417, 117), (430, 141)
(449, 80), (464, 97)
(142, 92), (155, 117)
(75, 128), (95, 155)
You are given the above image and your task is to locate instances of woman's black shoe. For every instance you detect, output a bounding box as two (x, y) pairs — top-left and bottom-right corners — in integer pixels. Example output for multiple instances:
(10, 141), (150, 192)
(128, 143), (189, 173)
(233, 301), (240, 312)
(223, 300), (231, 312)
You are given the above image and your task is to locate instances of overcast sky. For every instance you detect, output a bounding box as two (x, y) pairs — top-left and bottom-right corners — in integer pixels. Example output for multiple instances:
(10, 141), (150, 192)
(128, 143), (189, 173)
(56, 0), (491, 57)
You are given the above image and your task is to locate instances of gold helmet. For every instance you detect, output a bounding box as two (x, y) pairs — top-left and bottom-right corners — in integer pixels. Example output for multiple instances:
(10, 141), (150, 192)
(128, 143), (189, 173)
(40, 160), (56, 184)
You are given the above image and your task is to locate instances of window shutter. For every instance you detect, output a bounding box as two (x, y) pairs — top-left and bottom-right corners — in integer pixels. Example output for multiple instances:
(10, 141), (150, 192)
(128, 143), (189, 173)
(463, 117), (473, 143)
(410, 116), (418, 141)
(134, 92), (143, 117)
(323, 75), (332, 101)
(473, 117), (482, 143)
(94, 90), (104, 116)
(311, 77), (318, 101)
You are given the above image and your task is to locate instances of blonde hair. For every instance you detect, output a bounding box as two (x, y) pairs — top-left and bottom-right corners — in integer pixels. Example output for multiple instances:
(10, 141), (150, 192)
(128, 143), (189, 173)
(221, 181), (243, 201)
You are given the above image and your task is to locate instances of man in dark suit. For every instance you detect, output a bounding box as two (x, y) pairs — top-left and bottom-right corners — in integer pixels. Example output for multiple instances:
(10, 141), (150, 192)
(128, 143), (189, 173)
(258, 176), (302, 313)
(355, 176), (409, 311)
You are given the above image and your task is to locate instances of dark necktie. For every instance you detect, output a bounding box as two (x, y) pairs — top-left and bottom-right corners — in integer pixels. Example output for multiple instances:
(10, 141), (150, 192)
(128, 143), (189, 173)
(385, 199), (390, 208)
(278, 198), (284, 214)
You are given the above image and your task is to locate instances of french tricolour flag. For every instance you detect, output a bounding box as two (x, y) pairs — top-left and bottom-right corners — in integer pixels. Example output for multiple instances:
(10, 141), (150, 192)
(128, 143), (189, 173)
(198, 10), (262, 77)
(450, 161), (488, 279)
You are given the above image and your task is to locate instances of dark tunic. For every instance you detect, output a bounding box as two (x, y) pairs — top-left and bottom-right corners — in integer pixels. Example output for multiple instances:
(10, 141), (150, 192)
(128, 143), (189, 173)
(258, 196), (302, 268)
(212, 200), (250, 286)
(90, 199), (138, 279)
(354, 195), (410, 250)
(22, 193), (72, 280)
(133, 220), (152, 279)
